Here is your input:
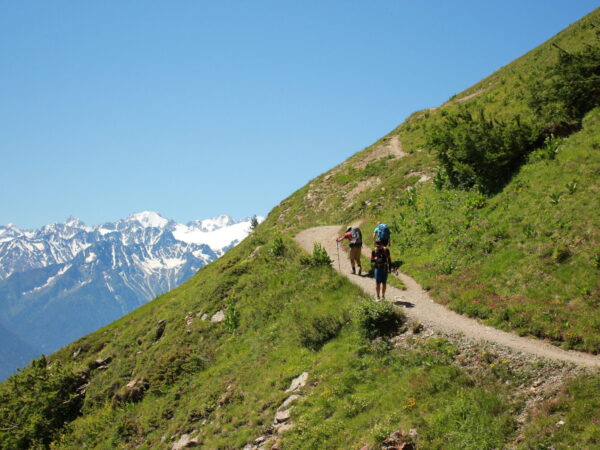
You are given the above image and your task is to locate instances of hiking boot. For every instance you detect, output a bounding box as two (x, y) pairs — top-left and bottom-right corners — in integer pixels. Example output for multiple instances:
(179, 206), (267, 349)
(358, 267), (362, 276)
(351, 267), (356, 275)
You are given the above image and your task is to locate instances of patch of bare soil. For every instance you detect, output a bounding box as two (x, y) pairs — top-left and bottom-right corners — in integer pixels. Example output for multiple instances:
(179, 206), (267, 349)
(353, 135), (407, 169)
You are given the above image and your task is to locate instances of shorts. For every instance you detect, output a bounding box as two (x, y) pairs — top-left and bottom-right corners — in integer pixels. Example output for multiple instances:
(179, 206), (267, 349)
(349, 245), (362, 265)
(374, 266), (388, 284)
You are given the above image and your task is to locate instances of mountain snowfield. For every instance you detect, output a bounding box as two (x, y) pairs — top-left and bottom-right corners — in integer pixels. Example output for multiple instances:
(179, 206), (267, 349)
(0, 211), (262, 380)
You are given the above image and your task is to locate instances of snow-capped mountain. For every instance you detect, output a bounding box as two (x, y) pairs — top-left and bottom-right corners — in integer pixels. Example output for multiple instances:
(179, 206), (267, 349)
(0, 212), (262, 379)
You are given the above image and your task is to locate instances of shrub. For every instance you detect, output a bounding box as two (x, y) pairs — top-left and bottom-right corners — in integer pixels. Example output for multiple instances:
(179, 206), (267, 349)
(0, 356), (86, 449)
(298, 313), (346, 350)
(224, 302), (240, 333)
(530, 35), (600, 130)
(301, 243), (332, 267)
(271, 236), (285, 256)
(356, 300), (405, 340)
(427, 108), (541, 193)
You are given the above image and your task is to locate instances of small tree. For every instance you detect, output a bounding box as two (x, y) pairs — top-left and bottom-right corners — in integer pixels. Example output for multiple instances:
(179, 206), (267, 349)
(250, 215), (259, 231)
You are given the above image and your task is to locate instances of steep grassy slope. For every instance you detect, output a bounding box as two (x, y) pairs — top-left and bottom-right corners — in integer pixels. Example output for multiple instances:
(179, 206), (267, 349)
(1, 8), (600, 450)
(270, 8), (600, 353)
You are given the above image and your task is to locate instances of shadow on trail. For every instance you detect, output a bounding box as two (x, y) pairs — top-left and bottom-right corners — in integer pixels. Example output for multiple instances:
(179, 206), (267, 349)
(393, 299), (415, 308)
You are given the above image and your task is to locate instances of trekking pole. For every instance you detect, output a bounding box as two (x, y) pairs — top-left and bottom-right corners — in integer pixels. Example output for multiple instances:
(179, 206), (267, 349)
(336, 241), (341, 272)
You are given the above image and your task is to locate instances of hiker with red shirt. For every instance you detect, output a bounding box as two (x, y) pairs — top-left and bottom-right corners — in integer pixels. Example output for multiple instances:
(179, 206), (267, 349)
(371, 240), (392, 299)
(336, 226), (363, 275)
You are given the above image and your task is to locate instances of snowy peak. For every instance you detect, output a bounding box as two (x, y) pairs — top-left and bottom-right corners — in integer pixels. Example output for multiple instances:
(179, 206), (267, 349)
(126, 211), (170, 228)
(187, 214), (234, 232)
(0, 211), (263, 371)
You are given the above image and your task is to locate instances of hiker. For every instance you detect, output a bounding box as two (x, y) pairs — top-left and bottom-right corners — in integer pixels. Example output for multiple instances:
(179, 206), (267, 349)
(372, 222), (391, 246)
(336, 226), (363, 275)
(370, 240), (392, 299)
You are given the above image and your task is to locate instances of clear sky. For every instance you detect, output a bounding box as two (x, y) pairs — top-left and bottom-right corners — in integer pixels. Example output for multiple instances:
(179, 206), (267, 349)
(1, 1), (598, 228)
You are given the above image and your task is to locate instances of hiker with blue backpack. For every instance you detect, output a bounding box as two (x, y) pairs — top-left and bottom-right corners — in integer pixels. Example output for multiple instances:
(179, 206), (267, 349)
(336, 226), (363, 275)
(373, 222), (391, 246)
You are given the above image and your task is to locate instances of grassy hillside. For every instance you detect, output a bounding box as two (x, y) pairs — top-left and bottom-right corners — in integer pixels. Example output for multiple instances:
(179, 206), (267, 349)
(1, 8), (600, 450)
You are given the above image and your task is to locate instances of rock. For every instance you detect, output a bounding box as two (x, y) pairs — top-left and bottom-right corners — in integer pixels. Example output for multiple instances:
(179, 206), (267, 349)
(72, 347), (82, 359)
(90, 356), (112, 369)
(172, 433), (200, 449)
(278, 394), (301, 410)
(211, 310), (225, 323)
(155, 320), (167, 341)
(556, 419), (565, 426)
(408, 429), (418, 443)
(274, 409), (291, 423)
(381, 428), (417, 449)
(185, 313), (195, 327)
(275, 422), (293, 434)
(201, 314), (209, 321)
(113, 378), (149, 405)
(285, 372), (309, 392)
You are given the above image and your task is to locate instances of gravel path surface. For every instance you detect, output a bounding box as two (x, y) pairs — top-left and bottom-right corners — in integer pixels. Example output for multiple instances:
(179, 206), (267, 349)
(295, 225), (600, 368)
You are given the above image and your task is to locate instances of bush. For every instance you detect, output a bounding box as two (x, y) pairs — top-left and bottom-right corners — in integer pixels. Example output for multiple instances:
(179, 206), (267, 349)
(301, 243), (332, 267)
(532, 36), (600, 129)
(428, 109), (541, 193)
(0, 356), (86, 449)
(224, 302), (241, 332)
(271, 236), (285, 256)
(298, 313), (346, 350)
(356, 300), (406, 340)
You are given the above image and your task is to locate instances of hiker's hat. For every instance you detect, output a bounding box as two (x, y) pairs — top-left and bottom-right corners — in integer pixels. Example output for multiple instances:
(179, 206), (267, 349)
(346, 227), (352, 232)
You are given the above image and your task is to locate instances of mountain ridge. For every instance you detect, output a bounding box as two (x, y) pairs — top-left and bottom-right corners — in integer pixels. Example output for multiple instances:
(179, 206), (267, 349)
(0, 212), (262, 380)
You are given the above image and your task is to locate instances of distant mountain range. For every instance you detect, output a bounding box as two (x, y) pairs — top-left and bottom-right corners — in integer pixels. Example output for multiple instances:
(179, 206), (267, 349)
(0, 211), (262, 380)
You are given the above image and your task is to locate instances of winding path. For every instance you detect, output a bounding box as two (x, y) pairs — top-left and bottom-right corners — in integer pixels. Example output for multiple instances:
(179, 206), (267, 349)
(295, 226), (600, 368)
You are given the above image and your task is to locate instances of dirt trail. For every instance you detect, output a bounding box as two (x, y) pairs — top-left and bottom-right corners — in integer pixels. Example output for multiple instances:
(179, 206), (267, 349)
(295, 226), (600, 368)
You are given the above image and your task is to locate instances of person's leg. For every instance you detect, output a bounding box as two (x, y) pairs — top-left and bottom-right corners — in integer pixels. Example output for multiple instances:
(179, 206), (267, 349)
(374, 267), (383, 298)
(381, 270), (388, 298)
(381, 283), (386, 299)
(350, 246), (361, 274)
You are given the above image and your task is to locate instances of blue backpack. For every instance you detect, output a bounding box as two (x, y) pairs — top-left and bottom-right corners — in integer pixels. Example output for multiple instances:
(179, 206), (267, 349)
(377, 223), (391, 242)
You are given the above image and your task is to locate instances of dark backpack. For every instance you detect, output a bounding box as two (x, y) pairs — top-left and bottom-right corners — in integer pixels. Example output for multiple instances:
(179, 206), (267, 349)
(350, 227), (363, 247)
(377, 223), (391, 242)
(372, 247), (388, 267)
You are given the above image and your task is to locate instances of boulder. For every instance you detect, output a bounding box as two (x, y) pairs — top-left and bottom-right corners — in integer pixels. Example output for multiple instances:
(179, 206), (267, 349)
(279, 394), (301, 410)
(285, 372), (309, 392)
(274, 409), (291, 423)
(211, 310), (225, 323)
(172, 433), (200, 449)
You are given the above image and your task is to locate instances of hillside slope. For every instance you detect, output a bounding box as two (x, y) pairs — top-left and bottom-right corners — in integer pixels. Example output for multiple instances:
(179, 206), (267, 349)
(1, 9), (599, 450)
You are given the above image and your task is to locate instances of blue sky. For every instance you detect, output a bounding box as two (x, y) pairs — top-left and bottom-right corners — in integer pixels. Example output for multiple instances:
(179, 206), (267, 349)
(1, 2), (598, 228)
